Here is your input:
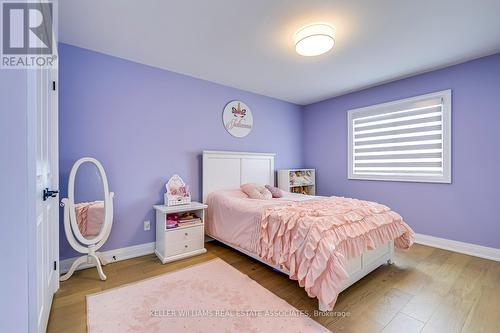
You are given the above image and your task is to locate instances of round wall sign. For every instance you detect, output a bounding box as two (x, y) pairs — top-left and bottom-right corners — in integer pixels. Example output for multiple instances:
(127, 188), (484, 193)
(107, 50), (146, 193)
(222, 101), (253, 138)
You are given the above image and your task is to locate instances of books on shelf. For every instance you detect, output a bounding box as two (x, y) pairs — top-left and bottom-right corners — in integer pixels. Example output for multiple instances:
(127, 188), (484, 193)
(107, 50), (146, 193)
(165, 212), (202, 229)
(177, 218), (202, 226)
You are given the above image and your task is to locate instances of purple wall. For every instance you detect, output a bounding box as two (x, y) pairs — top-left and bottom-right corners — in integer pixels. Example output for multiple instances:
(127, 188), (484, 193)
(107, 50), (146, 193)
(59, 43), (304, 259)
(0, 72), (29, 331)
(303, 53), (500, 249)
(60, 43), (500, 257)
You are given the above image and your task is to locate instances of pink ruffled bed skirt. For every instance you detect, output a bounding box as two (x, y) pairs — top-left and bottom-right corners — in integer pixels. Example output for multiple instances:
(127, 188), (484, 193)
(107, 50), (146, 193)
(259, 196), (414, 310)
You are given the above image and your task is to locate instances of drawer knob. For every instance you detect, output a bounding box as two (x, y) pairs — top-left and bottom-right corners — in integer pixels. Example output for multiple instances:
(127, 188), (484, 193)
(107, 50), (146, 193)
(184, 233), (188, 236)
(184, 245), (188, 248)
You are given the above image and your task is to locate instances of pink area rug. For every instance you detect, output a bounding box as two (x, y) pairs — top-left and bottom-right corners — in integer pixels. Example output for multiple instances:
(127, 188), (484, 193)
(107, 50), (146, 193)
(87, 259), (330, 332)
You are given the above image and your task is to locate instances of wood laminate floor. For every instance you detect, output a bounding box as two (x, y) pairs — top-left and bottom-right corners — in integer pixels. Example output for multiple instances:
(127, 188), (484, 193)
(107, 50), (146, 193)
(47, 242), (500, 333)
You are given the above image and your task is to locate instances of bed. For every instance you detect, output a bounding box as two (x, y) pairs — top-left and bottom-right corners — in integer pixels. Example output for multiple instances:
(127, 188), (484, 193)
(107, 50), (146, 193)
(202, 150), (413, 311)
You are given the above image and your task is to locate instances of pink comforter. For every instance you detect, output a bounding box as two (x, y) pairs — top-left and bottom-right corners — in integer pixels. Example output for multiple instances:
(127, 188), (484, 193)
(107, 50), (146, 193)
(259, 196), (414, 310)
(206, 190), (312, 254)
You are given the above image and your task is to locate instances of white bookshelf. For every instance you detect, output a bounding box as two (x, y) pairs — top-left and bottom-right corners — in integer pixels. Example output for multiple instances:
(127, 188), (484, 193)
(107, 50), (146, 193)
(277, 169), (316, 195)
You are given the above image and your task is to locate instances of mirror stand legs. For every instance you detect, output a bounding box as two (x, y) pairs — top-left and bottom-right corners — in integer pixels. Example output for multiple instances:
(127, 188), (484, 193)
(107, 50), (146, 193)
(97, 252), (108, 266)
(59, 255), (87, 282)
(89, 253), (107, 280)
(59, 253), (107, 282)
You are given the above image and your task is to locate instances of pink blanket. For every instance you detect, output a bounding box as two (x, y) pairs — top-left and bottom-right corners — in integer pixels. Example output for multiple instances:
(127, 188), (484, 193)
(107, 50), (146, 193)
(259, 196), (414, 310)
(75, 201), (105, 237)
(206, 190), (312, 253)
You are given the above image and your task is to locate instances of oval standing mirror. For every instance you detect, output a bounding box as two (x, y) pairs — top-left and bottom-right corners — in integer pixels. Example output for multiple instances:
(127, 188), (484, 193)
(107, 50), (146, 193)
(73, 161), (105, 240)
(60, 157), (114, 281)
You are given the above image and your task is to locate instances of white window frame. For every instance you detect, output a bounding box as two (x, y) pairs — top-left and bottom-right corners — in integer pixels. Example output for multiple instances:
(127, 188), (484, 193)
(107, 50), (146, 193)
(347, 90), (452, 183)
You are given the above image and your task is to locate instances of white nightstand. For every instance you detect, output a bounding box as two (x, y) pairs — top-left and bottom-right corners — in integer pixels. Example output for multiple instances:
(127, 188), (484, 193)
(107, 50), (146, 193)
(153, 202), (208, 264)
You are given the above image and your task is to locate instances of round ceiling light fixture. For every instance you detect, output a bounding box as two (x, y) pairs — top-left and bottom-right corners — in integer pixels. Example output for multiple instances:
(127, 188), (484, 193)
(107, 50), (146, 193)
(294, 23), (335, 57)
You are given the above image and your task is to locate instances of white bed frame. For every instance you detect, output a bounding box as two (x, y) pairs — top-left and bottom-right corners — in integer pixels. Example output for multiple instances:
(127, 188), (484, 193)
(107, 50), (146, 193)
(202, 150), (394, 311)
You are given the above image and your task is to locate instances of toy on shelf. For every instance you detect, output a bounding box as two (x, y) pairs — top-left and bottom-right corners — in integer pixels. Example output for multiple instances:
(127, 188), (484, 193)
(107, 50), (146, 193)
(165, 174), (191, 206)
(165, 212), (202, 229)
(278, 169), (316, 196)
(166, 214), (178, 229)
(290, 186), (311, 195)
(289, 170), (313, 186)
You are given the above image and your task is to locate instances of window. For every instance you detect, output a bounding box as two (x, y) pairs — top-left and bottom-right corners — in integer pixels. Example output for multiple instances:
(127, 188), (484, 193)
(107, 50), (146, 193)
(348, 90), (451, 183)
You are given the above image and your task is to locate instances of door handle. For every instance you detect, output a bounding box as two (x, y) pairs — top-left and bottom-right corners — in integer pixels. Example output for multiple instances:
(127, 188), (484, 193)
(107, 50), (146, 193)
(43, 188), (59, 201)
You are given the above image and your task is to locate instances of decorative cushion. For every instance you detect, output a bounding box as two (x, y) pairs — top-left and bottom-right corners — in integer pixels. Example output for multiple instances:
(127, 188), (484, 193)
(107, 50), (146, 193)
(240, 183), (272, 200)
(265, 185), (283, 198)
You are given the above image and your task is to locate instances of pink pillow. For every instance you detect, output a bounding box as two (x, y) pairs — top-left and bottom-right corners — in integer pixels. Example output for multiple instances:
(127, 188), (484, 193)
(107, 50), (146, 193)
(240, 183), (272, 200)
(265, 185), (283, 198)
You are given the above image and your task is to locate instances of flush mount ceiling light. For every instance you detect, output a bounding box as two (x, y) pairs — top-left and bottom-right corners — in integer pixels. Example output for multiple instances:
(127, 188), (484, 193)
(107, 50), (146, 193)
(294, 23), (335, 57)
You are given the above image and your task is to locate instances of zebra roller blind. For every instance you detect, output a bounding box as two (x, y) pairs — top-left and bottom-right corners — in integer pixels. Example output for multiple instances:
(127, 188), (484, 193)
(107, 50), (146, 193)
(348, 90), (451, 183)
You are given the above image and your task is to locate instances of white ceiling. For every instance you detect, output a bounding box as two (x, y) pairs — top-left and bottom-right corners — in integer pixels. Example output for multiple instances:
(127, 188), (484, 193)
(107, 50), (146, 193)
(59, 0), (500, 105)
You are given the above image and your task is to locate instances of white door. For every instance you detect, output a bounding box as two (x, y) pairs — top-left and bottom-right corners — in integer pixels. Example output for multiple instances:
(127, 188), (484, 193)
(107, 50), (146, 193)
(33, 66), (59, 332)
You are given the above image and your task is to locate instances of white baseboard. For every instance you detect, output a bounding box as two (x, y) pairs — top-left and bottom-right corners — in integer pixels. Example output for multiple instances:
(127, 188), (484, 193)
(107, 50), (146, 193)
(415, 233), (500, 262)
(59, 235), (499, 274)
(59, 242), (155, 274)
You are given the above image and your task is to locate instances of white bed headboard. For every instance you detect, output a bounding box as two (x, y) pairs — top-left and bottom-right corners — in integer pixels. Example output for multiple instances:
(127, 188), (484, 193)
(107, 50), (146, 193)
(202, 151), (275, 203)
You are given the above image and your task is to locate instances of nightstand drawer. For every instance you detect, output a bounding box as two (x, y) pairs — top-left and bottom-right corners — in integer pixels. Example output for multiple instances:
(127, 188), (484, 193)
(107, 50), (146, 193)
(165, 225), (204, 244)
(164, 238), (204, 257)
